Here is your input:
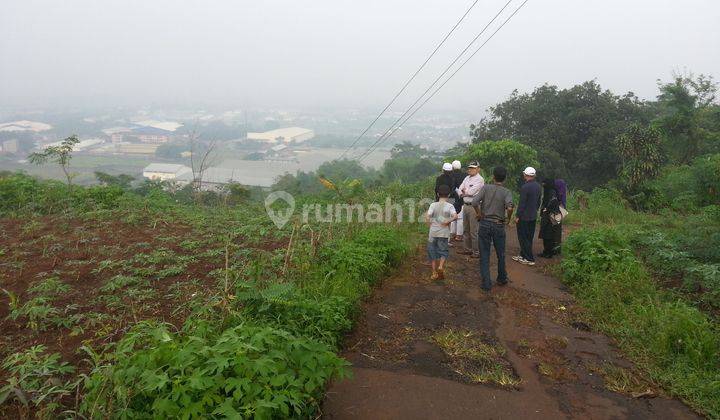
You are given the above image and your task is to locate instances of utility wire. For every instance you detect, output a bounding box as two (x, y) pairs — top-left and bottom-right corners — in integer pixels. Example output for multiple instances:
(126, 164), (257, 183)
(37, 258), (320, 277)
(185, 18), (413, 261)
(358, 0), (530, 162)
(354, 0), (515, 161)
(338, 0), (482, 160)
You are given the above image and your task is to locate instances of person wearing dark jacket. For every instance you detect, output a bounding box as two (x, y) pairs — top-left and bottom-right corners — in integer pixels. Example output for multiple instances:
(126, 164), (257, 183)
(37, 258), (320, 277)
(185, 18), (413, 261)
(513, 167), (541, 266)
(539, 178), (562, 258)
(435, 163), (458, 201)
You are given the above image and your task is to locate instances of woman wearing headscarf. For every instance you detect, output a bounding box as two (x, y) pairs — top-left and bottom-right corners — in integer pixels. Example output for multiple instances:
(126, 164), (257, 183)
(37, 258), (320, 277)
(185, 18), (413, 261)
(539, 177), (562, 258)
(554, 178), (567, 208)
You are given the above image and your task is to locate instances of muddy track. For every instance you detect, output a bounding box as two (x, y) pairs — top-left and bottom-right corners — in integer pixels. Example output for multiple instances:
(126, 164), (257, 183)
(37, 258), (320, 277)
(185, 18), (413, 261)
(322, 229), (700, 419)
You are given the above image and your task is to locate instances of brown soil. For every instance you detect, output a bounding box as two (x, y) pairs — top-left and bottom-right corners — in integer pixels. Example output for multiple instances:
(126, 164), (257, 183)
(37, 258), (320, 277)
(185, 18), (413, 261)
(0, 214), (286, 418)
(322, 229), (700, 419)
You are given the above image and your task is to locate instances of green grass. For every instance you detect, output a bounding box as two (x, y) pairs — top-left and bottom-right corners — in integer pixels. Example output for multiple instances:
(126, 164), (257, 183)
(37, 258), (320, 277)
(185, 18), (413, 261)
(562, 226), (720, 417)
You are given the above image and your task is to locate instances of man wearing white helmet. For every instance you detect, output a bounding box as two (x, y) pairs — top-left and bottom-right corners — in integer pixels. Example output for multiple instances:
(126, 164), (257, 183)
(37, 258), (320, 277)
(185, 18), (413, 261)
(434, 162), (457, 202)
(512, 166), (541, 266)
(450, 160), (464, 240)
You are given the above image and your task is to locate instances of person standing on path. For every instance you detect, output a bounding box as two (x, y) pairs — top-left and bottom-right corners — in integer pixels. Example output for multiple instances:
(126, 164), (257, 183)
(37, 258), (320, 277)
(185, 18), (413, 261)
(554, 178), (567, 208)
(425, 184), (458, 280)
(450, 160), (465, 242)
(434, 162), (457, 201)
(457, 161), (484, 257)
(512, 167), (541, 266)
(538, 177), (562, 258)
(472, 166), (514, 291)
(553, 177), (568, 255)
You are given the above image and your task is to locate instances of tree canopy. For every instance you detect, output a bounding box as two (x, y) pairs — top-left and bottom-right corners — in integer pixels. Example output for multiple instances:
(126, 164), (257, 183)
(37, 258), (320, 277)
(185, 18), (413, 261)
(468, 81), (652, 189)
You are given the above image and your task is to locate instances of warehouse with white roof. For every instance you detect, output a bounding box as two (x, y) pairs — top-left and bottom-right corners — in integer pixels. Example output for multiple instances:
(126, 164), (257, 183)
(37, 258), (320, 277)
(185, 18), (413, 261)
(246, 127), (314, 144)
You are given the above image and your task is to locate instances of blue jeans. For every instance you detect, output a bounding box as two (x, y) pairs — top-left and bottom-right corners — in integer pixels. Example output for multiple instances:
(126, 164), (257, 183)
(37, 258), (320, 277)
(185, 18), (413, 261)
(517, 219), (536, 262)
(478, 220), (508, 290)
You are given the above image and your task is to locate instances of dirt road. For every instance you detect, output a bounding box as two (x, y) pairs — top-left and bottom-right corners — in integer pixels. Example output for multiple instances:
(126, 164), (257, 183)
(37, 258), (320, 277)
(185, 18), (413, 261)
(322, 229), (700, 419)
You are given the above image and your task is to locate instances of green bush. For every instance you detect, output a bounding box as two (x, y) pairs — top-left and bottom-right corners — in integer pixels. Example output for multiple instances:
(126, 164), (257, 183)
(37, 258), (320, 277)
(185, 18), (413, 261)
(0, 173), (69, 215)
(234, 282), (353, 347)
(0, 346), (77, 418)
(310, 225), (412, 303)
(458, 139), (539, 181)
(562, 227), (720, 417)
(644, 154), (720, 211)
(82, 322), (348, 419)
(71, 185), (127, 211)
(564, 188), (644, 226)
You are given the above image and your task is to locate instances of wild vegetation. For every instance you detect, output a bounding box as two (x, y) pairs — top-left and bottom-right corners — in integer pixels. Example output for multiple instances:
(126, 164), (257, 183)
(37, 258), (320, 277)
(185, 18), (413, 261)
(561, 177), (720, 417)
(0, 171), (424, 418)
(1, 72), (719, 418)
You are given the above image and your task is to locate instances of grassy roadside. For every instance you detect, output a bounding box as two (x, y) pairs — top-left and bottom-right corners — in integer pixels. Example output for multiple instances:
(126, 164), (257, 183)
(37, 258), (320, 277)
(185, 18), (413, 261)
(561, 190), (720, 418)
(0, 172), (426, 418)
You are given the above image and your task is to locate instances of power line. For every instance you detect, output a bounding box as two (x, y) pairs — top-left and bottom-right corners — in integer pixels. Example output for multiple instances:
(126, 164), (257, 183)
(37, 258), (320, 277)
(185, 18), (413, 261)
(358, 0), (530, 162)
(354, 0), (515, 161)
(338, 0), (482, 160)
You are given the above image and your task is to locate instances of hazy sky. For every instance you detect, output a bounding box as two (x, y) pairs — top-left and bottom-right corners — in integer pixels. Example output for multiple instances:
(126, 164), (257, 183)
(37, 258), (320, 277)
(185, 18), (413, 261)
(2, 0), (718, 114)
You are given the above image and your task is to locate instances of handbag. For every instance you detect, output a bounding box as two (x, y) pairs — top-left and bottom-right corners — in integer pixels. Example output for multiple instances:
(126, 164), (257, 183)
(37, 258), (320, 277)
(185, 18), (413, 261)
(550, 205), (568, 225)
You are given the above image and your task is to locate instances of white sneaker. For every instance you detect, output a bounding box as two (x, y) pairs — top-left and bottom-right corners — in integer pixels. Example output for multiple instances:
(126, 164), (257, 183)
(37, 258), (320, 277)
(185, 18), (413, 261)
(512, 255), (523, 262)
(520, 259), (536, 266)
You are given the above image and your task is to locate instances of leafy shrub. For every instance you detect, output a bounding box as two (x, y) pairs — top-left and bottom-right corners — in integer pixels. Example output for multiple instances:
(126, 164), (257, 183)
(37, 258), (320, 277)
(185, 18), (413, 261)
(7, 278), (72, 331)
(458, 139), (539, 183)
(644, 153), (720, 211)
(630, 227), (720, 309)
(0, 345), (77, 418)
(234, 282), (353, 347)
(312, 225), (411, 302)
(561, 227), (634, 285)
(71, 185), (127, 211)
(82, 322), (348, 419)
(562, 227), (720, 416)
(0, 173), (69, 215)
(564, 188), (643, 226)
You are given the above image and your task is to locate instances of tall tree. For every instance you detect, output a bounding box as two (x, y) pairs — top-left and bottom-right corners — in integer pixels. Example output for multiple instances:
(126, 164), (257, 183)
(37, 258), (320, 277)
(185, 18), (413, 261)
(616, 124), (664, 191)
(654, 73), (719, 164)
(469, 81), (652, 190)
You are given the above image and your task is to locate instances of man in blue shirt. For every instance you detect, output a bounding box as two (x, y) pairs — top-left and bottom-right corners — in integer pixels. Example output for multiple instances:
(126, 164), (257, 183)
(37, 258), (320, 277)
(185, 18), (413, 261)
(513, 167), (541, 266)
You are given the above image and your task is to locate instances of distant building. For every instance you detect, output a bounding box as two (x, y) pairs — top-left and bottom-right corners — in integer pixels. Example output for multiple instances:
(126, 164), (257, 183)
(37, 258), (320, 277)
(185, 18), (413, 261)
(0, 139), (19, 154)
(110, 133), (124, 143)
(134, 120), (183, 132)
(131, 126), (172, 144)
(142, 163), (192, 181)
(246, 127), (314, 144)
(41, 138), (104, 152)
(0, 120), (52, 133)
(115, 143), (160, 155)
(176, 166), (274, 190)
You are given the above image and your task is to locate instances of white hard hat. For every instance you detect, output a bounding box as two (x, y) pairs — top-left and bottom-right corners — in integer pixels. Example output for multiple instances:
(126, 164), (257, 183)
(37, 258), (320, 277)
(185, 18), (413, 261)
(442, 162), (453, 171)
(523, 167), (536, 177)
(451, 160), (461, 170)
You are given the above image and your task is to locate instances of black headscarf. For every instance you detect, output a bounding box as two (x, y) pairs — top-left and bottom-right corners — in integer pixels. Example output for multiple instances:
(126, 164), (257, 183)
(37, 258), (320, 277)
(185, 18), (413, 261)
(541, 177), (558, 210)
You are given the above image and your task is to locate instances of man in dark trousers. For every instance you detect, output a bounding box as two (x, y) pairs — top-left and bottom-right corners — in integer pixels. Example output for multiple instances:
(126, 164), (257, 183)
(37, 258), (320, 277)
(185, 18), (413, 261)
(472, 166), (514, 291)
(512, 167), (541, 266)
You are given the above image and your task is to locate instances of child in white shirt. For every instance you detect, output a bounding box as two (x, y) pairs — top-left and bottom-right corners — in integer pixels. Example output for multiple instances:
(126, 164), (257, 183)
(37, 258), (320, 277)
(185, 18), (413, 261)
(425, 184), (458, 280)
